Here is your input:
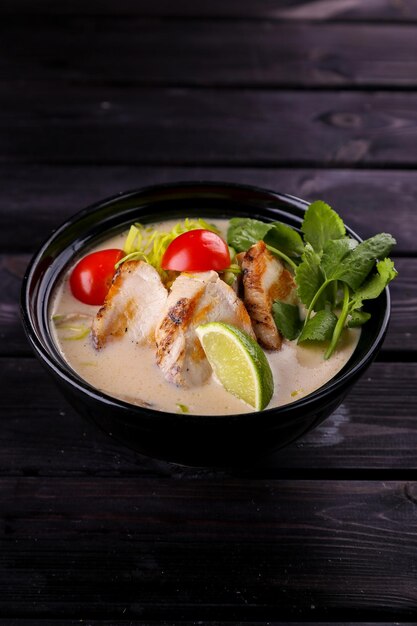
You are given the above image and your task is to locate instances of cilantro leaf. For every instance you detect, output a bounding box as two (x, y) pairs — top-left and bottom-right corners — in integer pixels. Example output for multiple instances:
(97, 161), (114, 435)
(348, 310), (371, 327)
(228, 200), (398, 359)
(228, 217), (303, 264)
(298, 310), (338, 343)
(349, 257), (398, 311)
(227, 218), (273, 252)
(321, 237), (358, 279)
(272, 301), (302, 340)
(227, 217), (299, 269)
(301, 201), (345, 253)
(295, 244), (325, 309)
(333, 233), (396, 290)
(265, 222), (304, 257)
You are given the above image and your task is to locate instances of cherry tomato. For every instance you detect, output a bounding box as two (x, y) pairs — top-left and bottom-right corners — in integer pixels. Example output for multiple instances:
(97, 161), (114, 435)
(161, 229), (231, 271)
(69, 248), (124, 305)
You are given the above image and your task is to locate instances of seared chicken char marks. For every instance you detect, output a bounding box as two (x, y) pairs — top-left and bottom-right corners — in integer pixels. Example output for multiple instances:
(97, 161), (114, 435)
(92, 260), (168, 350)
(155, 271), (254, 387)
(241, 241), (297, 350)
(92, 258), (256, 388)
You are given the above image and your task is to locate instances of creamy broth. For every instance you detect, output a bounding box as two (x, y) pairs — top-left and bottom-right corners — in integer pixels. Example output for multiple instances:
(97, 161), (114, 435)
(50, 219), (360, 415)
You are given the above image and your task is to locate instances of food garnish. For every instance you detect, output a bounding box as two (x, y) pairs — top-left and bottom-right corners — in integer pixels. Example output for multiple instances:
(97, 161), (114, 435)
(161, 229), (231, 271)
(196, 322), (274, 410)
(118, 218), (220, 282)
(271, 301), (303, 341)
(228, 201), (397, 359)
(70, 249), (124, 305)
(228, 217), (303, 270)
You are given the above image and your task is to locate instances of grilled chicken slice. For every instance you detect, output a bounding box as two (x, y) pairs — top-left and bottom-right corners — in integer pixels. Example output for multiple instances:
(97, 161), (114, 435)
(240, 240), (297, 350)
(155, 271), (254, 387)
(92, 260), (168, 350)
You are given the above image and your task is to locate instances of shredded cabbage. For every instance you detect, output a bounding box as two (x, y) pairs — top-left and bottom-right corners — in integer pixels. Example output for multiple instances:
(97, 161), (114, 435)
(117, 218), (220, 283)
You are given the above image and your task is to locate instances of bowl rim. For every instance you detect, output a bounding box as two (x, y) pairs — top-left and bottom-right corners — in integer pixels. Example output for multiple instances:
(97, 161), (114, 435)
(20, 180), (391, 423)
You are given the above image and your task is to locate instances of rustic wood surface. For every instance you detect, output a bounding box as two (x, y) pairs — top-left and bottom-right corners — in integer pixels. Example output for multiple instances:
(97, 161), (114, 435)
(4, 20), (417, 87)
(4, 0), (417, 21)
(2, 480), (417, 620)
(2, 0), (417, 621)
(4, 87), (417, 166)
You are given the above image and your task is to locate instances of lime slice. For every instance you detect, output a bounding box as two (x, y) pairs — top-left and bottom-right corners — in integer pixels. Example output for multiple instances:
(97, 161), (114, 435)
(196, 322), (274, 410)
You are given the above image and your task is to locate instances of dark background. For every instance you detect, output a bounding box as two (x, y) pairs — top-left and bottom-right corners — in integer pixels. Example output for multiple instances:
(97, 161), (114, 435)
(1, 0), (417, 623)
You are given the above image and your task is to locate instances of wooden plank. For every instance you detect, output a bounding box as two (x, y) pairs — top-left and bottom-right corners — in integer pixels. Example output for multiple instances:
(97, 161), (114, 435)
(2, 20), (417, 87)
(0, 622), (411, 626)
(2, 0), (417, 21)
(1, 479), (417, 618)
(0, 618), (400, 626)
(0, 623), (397, 626)
(3, 251), (414, 356)
(2, 166), (416, 254)
(1, 358), (417, 475)
(3, 87), (417, 167)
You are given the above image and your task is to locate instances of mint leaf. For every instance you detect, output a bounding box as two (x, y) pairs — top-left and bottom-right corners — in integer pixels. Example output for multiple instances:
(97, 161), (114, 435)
(295, 244), (325, 308)
(348, 310), (371, 327)
(321, 237), (358, 279)
(301, 201), (345, 253)
(272, 301), (302, 340)
(265, 222), (304, 257)
(227, 218), (273, 252)
(334, 233), (396, 290)
(298, 310), (338, 343)
(349, 257), (397, 311)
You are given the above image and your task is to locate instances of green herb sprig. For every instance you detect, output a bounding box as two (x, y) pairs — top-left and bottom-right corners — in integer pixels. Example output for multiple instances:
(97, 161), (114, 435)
(227, 201), (397, 359)
(227, 217), (304, 271)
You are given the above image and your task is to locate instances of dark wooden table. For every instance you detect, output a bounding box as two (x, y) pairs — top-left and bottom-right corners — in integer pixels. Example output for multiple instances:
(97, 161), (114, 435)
(2, 1), (417, 622)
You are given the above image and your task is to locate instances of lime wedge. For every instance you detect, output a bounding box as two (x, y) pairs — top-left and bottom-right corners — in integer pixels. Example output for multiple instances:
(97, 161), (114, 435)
(196, 322), (274, 410)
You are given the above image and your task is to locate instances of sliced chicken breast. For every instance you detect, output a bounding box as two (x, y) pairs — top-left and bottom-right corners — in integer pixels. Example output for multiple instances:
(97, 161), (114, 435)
(92, 260), (168, 350)
(240, 240), (297, 350)
(155, 271), (254, 387)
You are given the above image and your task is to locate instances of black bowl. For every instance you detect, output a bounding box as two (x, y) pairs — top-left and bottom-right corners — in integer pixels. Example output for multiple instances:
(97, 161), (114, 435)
(21, 182), (390, 467)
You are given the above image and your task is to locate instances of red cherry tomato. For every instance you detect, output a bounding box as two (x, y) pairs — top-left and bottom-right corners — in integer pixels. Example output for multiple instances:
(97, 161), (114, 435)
(161, 229), (231, 272)
(69, 248), (124, 305)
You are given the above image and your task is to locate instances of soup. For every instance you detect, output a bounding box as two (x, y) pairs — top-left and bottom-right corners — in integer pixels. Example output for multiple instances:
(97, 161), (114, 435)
(50, 218), (360, 415)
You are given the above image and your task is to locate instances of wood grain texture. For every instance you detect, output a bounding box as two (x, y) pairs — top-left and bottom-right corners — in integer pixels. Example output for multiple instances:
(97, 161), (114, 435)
(5, 623), (394, 626)
(2, 0), (417, 21)
(1, 479), (417, 619)
(2, 166), (416, 254)
(0, 623), (399, 626)
(3, 19), (417, 87)
(1, 358), (417, 475)
(3, 86), (417, 167)
(0, 618), (400, 626)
